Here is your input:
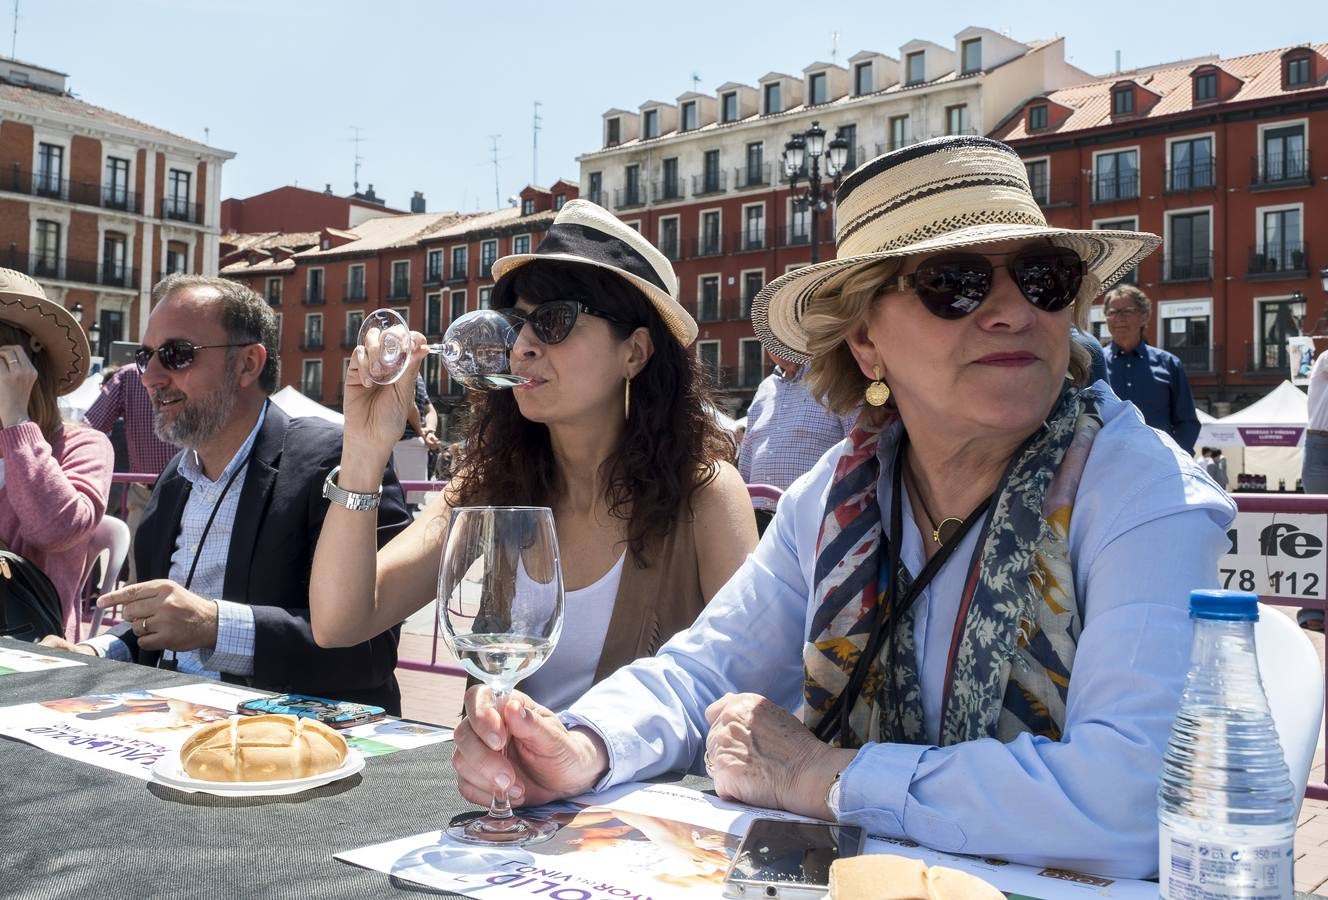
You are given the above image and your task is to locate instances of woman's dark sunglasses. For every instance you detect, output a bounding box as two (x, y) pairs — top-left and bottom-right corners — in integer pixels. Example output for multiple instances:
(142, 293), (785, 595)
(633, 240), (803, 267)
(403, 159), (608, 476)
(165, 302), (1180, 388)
(134, 339), (255, 374)
(497, 300), (631, 346)
(881, 246), (1085, 319)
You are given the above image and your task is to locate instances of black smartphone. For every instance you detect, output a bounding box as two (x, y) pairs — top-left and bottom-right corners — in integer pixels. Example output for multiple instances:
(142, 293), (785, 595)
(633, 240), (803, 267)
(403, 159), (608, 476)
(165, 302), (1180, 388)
(722, 817), (867, 899)
(235, 693), (386, 729)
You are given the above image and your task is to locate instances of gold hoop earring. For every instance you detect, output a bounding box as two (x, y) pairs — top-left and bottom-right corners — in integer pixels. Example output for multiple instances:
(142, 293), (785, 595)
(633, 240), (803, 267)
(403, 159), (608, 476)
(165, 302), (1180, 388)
(624, 378), (631, 421)
(865, 366), (890, 407)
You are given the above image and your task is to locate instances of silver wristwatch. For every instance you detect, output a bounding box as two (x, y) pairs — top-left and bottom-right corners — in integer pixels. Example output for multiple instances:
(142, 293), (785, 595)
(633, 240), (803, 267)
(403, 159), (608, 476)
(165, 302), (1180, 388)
(321, 465), (381, 511)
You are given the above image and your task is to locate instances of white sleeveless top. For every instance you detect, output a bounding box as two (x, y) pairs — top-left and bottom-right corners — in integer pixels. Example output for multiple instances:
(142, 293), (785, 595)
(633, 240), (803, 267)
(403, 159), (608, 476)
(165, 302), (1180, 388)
(521, 550), (626, 712)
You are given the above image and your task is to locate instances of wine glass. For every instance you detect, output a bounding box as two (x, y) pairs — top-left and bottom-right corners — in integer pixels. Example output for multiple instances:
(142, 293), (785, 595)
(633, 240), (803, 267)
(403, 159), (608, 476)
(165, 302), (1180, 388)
(357, 307), (528, 390)
(438, 506), (564, 846)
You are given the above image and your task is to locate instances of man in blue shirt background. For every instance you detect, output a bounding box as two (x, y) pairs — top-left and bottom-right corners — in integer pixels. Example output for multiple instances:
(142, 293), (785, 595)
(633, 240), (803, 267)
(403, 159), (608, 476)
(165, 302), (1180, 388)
(1103, 285), (1200, 454)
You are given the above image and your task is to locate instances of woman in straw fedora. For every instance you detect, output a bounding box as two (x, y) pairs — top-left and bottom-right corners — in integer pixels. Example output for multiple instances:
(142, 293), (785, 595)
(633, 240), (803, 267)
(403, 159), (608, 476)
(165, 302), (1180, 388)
(0, 268), (113, 640)
(309, 200), (757, 710)
(449, 138), (1235, 876)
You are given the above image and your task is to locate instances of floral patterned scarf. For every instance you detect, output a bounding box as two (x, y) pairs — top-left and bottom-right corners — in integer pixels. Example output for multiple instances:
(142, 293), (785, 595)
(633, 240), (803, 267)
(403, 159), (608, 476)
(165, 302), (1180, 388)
(802, 385), (1104, 748)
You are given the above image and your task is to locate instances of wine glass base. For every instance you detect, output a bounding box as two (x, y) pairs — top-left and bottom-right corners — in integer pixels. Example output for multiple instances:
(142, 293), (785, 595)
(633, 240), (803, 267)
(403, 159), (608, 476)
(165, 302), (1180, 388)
(446, 813), (558, 846)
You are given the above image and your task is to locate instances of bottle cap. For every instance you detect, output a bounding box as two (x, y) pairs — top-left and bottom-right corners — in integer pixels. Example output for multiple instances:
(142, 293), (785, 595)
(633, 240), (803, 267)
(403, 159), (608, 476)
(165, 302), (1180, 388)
(1189, 589), (1259, 621)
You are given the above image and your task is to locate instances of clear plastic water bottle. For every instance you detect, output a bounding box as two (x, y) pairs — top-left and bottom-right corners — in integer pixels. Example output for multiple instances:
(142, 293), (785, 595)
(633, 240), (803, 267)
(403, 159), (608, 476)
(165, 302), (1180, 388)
(1158, 589), (1296, 900)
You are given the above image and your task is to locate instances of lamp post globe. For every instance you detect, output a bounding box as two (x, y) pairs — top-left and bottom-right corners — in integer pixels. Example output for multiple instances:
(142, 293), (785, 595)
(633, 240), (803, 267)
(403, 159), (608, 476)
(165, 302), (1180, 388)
(780, 120), (846, 265)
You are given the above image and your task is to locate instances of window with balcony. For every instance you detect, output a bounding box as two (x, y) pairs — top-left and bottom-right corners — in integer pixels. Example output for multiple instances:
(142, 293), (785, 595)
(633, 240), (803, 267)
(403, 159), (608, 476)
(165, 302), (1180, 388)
(1161, 306), (1211, 371)
(1111, 87), (1135, 116)
(425, 293), (442, 335)
(393, 306), (410, 326)
(643, 108), (659, 139)
(605, 118), (620, 147)
(513, 234), (531, 255)
(790, 204), (809, 244)
(905, 51), (925, 85)
(702, 150), (721, 194)
(102, 233), (127, 286)
(450, 246), (467, 280)
(1259, 297), (1304, 370)
(425, 249), (443, 283)
(304, 313), (324, 350)
(301, 360), (323, 399)
(889, 115), (910, 150)
(659, 217), (680, 260)
(450, 290), (467, 323)
(36, 143), (63, 197)
(721, 92), (738, 123)
(1169, 136), (1214, 191)
(1025, 160), (1049, 205)
(744, 142), (764, 186)
(480, 240), (498, 279)
(265, 276), (282, 305)
(808, 72), (827, 105)
(104, 156), (130, 209)
(478, 287), (493, 309)
(763, 82), (781, 115)
(1261, 125), (1307, 184)
(348, 264), (366, 300)
(744, 205), (765, 251)
(588, 171), (603, 206)
(166, 241), (188, 276)
(1255, 208), (1305, 274)
(1096, 218), (1138, 284)
(681, 101), (698, 131)
(167, 169), (191, 218)
(699, 276), (721, 321)
(1094, 149), (1139, 201)
(697, 341), (720, 384)
(1166, 211), (1211, 280)
(346, 310), (364, 348)
(620, 164), (642, 206)
(390, 260), (410, 299)
(961, 38), (982, 74)
(742, 270), (765, 318)
(701, 211), (721, 256)
(740, 338), (764, 387)
(836, 124), (857, 170)
(305, 267), (324, 303)
(521, 198), (535, 215)
(945, 104), (970, 135)
(854, 62), (872, 96)
(1286, 55), (1311, 88)
(662, 157), (680, 199)
(1194, 72), (1218, 102)
(1028, 105), (1048, 131)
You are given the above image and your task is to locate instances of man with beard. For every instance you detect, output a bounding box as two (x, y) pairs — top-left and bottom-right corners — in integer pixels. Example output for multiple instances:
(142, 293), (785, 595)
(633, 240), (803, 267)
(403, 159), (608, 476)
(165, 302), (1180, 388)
(42, 275), (411, 711)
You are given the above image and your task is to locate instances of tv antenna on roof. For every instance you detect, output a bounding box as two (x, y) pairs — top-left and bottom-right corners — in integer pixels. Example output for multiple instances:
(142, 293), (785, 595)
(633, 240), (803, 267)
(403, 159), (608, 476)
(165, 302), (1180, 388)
(488, 134), (503, 210)
(831, 31), (840, 66)
(532, 101), (543, 186)
(691, 72), (701, 91)
(348, 126), (367, 194)
(10, 0), (19, 58)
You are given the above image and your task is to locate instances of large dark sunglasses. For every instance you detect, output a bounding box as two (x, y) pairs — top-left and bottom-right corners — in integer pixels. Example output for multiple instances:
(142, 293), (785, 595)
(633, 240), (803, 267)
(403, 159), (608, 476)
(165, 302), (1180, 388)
(134, 339), (255, 374)
(497, 300), (631, 346)
(881, 246), (1085, 319)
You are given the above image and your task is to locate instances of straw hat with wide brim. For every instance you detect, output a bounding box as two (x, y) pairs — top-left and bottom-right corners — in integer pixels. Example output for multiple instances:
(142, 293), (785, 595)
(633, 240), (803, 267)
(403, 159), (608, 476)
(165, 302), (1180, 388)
(752, 136), (1161, 365)
(0, 268), (90, 396)
(489, 199), (698, 347)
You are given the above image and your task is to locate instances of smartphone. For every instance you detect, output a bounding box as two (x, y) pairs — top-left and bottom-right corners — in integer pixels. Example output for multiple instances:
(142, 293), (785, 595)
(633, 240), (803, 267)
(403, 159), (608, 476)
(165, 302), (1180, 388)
(236, 693), (386, 729)
(722, 817), (866, 899)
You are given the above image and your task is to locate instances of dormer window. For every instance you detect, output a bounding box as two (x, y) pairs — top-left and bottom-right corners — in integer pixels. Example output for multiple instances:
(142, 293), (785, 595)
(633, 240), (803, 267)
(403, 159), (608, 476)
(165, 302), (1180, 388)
(808, 72), (827, 105)
(605, 117), (621, 147)
(643, 109), (659, 139)
(764, 83), (781, 115)
(853, 62), (872, 96)
(721, 92), (738, 123)
(1112, 87), (1134, 116)
(961, 38), (982, 75)
(521, 198), (535, 215)
(681, 101), (698, 131)
(1028, 105), (1048, 131)
(1286, 54), (1311, 88)
(1194, 71), (1217, 102)
(554, 193), (566, 210)
(906, 51), (925, 85)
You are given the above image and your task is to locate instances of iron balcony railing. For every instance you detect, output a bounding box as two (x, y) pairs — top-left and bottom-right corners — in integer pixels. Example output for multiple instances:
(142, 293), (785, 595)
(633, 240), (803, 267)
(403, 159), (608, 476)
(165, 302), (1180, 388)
(773, 220), (834, 248)
(265, 290), (281, 307)
(423, 267), (443, 285)
(1165, 159), (1217, 192)
(302, 286), (325, 305)
(300, 335), (325, 351)
(159, 197), (204, 225)
(387, 283), (411, 301)
(657, 234), (682, 261)
(700, 364), (766, 393)
(688, 233), (726, 258)
(1251, 150), (1311, 188)
(651, 180), (685, 202)
(345, 286), (367, 303)
(1093, 172), (1140, 203)
(1166, 344), (1214, 373)
(683, 296), (749, 323)
(733, 228), (768, 253)
(1161, 253), (1213, 282)
(340, 334), (360, 350)
(733, 164), (770, 189)
(446, 267), (468, 283)
(1, 166), (144, 214)
(691, 170), (728, 196)
(479, 260), (496, 280)
(4, 251), (140, 289)
(1028, 176), (1079, 208)
(614, 186), (645, 208)
(1248, 241), (1309, 277)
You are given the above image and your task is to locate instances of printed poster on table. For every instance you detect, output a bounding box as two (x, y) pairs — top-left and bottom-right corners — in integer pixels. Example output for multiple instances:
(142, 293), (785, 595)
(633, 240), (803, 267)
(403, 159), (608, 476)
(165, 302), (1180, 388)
(336, 783), (1159, 900)
(0, 644), (88, 675)
(0, 682), (452, 780)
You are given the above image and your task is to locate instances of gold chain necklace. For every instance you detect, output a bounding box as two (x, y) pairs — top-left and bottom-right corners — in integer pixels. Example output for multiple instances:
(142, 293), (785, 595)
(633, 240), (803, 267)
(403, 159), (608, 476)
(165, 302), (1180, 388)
(905, 464), (965, 545)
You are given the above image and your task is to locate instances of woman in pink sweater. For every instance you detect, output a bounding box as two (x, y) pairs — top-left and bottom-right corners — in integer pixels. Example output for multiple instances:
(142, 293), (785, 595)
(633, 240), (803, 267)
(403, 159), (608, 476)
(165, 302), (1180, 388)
(0, 269), (113, 640)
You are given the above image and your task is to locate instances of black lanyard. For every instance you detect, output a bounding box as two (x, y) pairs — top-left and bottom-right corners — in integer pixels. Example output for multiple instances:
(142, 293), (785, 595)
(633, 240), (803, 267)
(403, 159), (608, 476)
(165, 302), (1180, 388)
(813, 437), (992, 746)
(157, 450), (252, 671)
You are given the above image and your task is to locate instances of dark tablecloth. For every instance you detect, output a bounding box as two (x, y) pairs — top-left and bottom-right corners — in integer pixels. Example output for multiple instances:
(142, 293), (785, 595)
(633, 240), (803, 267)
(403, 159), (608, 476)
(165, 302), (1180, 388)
(0, 637), (490, 899)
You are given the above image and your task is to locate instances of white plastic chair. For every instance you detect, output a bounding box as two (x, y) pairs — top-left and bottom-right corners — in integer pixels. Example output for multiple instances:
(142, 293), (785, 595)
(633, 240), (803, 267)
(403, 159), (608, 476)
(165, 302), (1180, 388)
(81, 516), (131, 640)
(1255, 603), (1324, 816)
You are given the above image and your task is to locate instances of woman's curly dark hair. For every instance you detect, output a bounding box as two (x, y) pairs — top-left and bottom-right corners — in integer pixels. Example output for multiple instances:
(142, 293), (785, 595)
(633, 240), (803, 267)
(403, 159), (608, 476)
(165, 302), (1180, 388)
(448, 260), (731, 566)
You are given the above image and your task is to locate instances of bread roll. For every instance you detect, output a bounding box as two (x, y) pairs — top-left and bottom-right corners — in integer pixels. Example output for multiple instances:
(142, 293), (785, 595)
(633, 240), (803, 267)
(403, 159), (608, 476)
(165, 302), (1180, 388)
(180, 714), (348, 782)
(829, 854), (1003, 900)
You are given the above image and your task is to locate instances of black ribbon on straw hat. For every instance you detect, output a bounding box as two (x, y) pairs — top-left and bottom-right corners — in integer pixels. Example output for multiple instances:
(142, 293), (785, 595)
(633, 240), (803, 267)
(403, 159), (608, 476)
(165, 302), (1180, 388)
(751, 135), (1161, 366)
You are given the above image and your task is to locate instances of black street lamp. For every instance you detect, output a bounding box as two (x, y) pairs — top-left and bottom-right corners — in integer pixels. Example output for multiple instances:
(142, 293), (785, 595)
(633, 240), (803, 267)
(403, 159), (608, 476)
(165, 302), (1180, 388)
(782, 120), (849, 264)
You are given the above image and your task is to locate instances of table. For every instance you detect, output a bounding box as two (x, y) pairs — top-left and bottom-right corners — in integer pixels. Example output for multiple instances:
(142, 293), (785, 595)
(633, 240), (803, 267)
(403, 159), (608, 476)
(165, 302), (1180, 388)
(0, 637), (544, 899)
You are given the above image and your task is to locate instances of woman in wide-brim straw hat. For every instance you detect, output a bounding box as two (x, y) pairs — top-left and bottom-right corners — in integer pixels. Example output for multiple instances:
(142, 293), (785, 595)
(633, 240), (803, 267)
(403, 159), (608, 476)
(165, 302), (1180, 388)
(0, 268), (113, 640)
(449, 137), (1237, 877)
(309, 200), (757, 710)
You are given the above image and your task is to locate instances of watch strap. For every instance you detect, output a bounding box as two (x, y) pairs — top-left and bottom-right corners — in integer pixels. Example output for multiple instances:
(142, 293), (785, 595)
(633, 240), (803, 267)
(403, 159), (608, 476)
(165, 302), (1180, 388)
(322, 465), (381, 511)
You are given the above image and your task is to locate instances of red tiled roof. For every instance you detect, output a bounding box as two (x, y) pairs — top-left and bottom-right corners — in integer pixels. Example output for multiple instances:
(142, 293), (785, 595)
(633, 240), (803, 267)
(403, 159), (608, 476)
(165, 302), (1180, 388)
(993, 43), (1328, 142)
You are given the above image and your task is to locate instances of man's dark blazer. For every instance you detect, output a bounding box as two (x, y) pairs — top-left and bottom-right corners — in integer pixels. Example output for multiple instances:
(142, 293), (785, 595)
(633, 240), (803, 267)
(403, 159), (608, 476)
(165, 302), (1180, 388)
(112, 403), (411, 713)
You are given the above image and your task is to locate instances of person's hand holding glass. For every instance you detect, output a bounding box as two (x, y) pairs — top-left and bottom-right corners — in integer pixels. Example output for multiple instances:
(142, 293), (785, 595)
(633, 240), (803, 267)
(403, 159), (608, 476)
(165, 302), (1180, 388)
(356, 307), (527, 389)
(439, 506), (564, 845)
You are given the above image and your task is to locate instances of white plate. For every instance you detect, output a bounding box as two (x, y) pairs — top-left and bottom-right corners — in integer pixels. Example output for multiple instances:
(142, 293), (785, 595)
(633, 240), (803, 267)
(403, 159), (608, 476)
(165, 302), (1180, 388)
(150, 748), (365, 796)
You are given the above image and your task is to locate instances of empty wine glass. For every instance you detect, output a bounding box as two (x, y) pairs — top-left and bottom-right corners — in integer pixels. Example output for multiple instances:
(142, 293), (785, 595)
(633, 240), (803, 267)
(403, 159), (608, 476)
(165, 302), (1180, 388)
(438, 506), (564, 846)
(357, 307), (528, 390)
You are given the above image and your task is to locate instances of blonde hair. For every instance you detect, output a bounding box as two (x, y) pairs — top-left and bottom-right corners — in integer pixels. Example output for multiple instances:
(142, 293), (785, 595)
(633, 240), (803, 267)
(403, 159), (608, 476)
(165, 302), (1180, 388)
(0, 321), (63, 440)
(803, 257), (1093, 421)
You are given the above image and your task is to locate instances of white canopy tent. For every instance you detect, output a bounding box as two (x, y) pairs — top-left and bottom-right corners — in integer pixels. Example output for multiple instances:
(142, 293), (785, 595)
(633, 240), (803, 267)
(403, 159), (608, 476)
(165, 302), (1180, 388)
(1199, 380), (1307, 488)
(57, 375), (104, 424)
(270, 385), (344, 425)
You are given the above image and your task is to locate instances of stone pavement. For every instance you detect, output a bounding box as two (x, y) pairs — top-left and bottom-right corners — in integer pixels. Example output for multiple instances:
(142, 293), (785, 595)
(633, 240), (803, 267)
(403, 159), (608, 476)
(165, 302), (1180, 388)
(392, 610), (1328, 893)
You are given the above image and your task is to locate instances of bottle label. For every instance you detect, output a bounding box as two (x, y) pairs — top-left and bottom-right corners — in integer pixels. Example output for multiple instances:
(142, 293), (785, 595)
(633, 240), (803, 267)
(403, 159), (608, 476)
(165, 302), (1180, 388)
(1159, 823), (1293, 900)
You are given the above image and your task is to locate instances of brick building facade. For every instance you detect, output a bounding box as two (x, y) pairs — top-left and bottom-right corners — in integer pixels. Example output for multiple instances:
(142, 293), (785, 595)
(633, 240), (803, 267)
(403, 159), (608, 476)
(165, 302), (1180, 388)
(0, 56), (232, 358)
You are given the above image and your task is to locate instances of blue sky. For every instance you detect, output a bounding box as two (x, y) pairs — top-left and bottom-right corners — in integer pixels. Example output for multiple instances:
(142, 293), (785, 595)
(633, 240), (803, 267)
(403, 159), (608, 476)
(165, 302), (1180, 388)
(9, 1), (1321, 215)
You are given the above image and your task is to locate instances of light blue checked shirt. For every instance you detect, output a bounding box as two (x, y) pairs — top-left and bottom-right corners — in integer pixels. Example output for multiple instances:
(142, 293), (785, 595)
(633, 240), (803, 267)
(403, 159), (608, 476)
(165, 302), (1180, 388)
(88, 406), (267, 677)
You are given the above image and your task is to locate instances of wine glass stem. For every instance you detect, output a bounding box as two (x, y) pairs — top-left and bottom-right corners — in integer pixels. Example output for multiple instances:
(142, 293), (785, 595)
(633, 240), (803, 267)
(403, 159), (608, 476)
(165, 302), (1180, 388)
(488, 687), (515, 821)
